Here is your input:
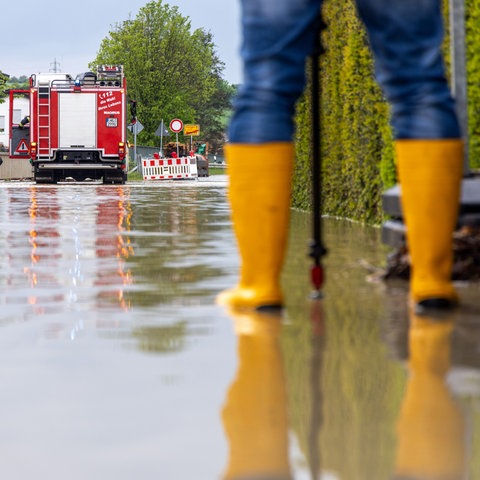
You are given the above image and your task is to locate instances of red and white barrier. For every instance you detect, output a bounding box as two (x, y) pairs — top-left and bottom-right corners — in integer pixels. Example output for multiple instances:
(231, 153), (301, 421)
(142, 156), (198, 180)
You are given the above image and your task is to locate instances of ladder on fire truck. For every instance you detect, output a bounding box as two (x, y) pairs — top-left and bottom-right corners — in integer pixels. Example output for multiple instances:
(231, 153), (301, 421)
(36, 81), (51, 158)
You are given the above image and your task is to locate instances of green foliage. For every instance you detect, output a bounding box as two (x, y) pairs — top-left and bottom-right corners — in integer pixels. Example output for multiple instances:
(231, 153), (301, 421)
(1, 73), (31, 104)
(293, 0), (394, 224)
(7, 76), (29, 89)
(195, 69), (236, 151)
(0, 70), (9, 103)
(444, 0), (480, 169)
(293, 90), (312, 211)
(90, 0), (233, 149)
(466, 0), (480, 168)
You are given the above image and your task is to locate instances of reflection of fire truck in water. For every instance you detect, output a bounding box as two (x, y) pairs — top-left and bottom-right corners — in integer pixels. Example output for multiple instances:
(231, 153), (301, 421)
(27, 65), (128, 184)
(21, 186), (134, 325)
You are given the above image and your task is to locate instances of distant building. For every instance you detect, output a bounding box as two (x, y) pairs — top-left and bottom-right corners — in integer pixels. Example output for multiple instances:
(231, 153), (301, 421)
(0, 94), (29, 153)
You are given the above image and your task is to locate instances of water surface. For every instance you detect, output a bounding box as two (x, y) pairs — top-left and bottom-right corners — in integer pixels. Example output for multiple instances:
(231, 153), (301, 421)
(0, 178), (478, 479)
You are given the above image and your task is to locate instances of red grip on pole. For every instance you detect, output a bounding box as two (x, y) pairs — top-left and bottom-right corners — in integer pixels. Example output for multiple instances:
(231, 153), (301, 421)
(311, 264), (324, 290)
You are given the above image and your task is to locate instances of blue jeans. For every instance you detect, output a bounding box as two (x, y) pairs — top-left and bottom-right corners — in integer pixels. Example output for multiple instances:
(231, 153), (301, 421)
(229, 0), (461, 143)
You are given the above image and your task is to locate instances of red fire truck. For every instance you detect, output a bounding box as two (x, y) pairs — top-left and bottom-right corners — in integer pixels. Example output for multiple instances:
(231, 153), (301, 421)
(21, 65), (128, 184)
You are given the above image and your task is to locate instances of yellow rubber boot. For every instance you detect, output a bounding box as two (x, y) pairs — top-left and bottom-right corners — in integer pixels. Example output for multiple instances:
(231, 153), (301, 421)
(216, 143), (294, 310)
(396, 140), (463, 312)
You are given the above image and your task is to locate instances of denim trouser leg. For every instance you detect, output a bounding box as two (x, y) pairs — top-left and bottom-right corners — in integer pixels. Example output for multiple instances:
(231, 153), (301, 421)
(229, 0), (461, 143)
(355, 0), (460, 139)
(229, 0), (323, 143)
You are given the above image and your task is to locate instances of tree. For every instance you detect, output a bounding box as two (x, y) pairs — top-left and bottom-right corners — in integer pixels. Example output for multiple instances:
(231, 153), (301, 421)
(185, 29), (236, 153)
(5, 76), (29, 93)
(0, 70), (9, 104)
(90, 0), (232, 149)
(1, 73), (30, 105)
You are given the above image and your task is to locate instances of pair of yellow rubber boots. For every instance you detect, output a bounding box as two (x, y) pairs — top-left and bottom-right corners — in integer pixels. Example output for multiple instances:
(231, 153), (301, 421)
(217, 140), (463, 312)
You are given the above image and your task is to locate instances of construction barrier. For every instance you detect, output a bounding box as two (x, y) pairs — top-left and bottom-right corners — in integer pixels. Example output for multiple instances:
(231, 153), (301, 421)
(142, 156), (198, 180)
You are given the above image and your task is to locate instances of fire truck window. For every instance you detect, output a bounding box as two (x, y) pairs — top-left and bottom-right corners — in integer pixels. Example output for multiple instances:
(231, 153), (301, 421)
(13, 109), (22, 124)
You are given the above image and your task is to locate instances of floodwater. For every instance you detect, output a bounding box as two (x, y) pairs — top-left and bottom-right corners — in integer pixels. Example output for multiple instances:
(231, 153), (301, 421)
(0, 176), (479, 479)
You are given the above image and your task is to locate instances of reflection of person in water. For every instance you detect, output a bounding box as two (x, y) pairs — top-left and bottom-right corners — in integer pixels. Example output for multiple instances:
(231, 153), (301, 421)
(393, 313), (465, 479)
(221, 311), (292, 479)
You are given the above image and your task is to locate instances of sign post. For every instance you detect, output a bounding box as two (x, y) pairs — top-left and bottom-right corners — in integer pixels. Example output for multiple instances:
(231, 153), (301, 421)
(128, 120), (144, 171)
(155, 119), (170, 157)
(184, 124), (200, 152)
(169, 119), (184, 157)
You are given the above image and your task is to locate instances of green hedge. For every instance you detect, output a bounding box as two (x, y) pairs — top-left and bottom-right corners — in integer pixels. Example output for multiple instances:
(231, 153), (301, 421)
(293, 0), (479, 224)
(466, 0), (480, 167)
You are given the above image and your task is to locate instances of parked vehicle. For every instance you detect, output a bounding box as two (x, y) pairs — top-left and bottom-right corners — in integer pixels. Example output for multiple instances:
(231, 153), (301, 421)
(22, 65), (128, 184)
(195, 154), (209, 177)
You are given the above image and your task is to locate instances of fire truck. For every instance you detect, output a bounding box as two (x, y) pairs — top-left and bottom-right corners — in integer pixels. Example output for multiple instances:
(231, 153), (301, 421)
(23, 65), (128, 184)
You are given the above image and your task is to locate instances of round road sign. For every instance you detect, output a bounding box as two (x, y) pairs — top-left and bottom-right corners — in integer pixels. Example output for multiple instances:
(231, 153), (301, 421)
(169, 118), (183, 133)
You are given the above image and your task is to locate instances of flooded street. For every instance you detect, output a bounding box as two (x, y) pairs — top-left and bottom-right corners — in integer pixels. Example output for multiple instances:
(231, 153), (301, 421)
(0, 176), (479, 479)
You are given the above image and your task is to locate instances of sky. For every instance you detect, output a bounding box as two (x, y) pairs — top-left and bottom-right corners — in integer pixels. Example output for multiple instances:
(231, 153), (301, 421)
(2, 0), (242, 84)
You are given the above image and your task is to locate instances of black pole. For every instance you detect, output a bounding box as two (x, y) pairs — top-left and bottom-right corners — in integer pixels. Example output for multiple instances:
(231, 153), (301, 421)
(309, 14), (327, 296)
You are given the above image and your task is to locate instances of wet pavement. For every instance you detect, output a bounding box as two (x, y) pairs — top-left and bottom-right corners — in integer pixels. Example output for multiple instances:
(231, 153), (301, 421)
(0, 176), (479, 479)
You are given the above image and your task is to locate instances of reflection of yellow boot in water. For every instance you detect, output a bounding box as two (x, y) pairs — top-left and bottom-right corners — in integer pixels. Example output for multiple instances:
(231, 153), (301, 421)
(394, 313), (465, 479)
(222, 310), (292, 479)
(216, 143), (294, 311)
(396, 140), (463, 313)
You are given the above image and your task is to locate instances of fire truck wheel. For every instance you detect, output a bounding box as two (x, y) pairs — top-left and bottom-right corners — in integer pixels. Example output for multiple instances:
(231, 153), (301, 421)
(34, 171), (57, 184)
(103, 172), (126, 185)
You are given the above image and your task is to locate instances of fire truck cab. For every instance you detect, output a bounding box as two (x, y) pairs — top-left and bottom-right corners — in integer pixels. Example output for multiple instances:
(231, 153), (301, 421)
(29, 65), (128, 184)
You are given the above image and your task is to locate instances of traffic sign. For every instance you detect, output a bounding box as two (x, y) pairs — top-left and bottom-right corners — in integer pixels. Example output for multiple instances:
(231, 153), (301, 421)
(169, 118), (183, 133)
(15, 139), (29, 154)
(184, 124), (200, 136)
(155, 121), (170, 137)
(128, 120), (144, 134)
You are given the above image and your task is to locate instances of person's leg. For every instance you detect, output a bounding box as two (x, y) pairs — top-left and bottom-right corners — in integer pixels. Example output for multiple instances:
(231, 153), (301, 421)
(218, 0), (322, 310)
(357, 0), (463, 312)
(229, 0), (323, 144)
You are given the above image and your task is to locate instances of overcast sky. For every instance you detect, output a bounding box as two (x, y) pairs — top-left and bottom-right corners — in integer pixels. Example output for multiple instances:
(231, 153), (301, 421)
(2, 0), (242, 84)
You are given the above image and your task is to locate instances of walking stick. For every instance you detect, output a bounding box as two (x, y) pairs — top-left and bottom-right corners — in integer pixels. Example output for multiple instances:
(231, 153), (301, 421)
(309, 14), (328, 298)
